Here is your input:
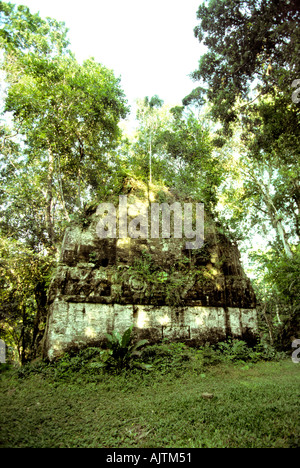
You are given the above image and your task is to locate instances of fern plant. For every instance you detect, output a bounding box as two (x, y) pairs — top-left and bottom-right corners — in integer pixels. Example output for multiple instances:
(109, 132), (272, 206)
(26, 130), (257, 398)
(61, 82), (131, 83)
(98, 325), (150, 372)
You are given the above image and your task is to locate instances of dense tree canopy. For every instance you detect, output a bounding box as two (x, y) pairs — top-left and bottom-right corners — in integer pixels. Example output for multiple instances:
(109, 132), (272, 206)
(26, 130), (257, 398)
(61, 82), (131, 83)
(0, 1), (70, 55)
(187, 0), (299, 252)
(190, 0), (300, 129)
(1, 2), (129, 244)
(187, 0), (299, 346)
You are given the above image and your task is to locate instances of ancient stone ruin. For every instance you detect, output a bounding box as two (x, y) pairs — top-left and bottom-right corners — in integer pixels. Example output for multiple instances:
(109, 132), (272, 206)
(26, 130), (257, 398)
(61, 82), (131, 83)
(43, 180), (257, 360)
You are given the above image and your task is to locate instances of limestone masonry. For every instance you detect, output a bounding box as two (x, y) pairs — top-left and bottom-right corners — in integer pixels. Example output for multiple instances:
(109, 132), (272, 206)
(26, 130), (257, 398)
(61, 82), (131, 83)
(43, 181), (258, 360)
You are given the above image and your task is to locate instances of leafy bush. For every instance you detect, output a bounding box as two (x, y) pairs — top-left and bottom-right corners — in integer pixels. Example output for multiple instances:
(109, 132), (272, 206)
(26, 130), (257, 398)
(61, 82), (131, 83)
(13, 336), (287, 384)
(197, 343), (223, 366)
(0, 363), (12, 374)
(92, 325), (150, 373)
(202, 339), (287, 365)
(140, 342), (193, 373)
(16, 347), (103, 381)
(217, 340), (252, 362)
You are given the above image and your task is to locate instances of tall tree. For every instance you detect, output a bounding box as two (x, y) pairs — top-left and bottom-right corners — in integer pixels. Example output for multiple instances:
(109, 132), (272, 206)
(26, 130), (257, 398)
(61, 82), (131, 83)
(0, 235), (55, 362)
(3, 55), (129, 240)
(126, 101), (223, 209)
(189, 0), (300, 133)
(0, 2), (129, 361)
(0, 1), (69, 55)
(1, 3), (129, 247)
(187, 1), (299, 341)
(135, 95), (164, 184)
(188, 0), (299, 255)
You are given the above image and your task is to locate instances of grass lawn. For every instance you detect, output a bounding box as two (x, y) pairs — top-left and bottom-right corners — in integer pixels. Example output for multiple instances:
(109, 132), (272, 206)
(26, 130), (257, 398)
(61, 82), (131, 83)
(0, 358), (299, 448)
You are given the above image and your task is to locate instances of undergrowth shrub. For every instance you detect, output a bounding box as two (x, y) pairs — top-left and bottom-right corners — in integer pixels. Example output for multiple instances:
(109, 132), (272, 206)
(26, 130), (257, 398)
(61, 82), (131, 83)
(207, 339), (287, 365)
(91, 325), (150, 373)
(0, 363), (12, 374)
(140, 342), (194, 374)
(16, 347), (103, 381)
(12, 337), (287, 383)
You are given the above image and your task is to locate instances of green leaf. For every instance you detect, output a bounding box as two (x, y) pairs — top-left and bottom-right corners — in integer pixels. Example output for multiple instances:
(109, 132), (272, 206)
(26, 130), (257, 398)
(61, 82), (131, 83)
(105, 333), (113, 343)
(130, 339), (149, 354)
(89, 362), (106, 369)
(112, 330), (122, 345)
(121, 325), (133, 348)
(133, 362), (153, 371)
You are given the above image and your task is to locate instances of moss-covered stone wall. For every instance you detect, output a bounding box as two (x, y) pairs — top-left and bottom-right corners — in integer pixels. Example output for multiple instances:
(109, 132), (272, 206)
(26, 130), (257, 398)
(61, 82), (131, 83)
(43, 180), (257, 360)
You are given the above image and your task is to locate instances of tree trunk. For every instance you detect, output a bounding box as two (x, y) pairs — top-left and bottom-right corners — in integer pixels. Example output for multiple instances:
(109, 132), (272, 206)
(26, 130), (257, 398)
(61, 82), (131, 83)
(46, 146), (55, 244)
(275, 304), (282, 325)
(31, 281), (48, 358)
(77, 136), (85, 210)
(56, 154), (71, 222)
(149, 132), (152, 185)
(20, 305), (27, 365)
(251, 171), (293, 258)
(78, 168), (82, 210)
(273, 216), (293, 259)
(262, 302), (274, 345)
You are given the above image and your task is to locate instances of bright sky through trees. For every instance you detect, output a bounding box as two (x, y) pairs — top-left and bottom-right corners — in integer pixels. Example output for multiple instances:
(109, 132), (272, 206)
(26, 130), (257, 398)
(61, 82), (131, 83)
(10, 0), (204, 114)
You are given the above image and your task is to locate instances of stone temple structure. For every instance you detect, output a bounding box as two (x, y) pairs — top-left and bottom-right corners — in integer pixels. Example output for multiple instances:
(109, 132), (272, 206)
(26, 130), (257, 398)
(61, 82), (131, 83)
(43, 180), (257, 360)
